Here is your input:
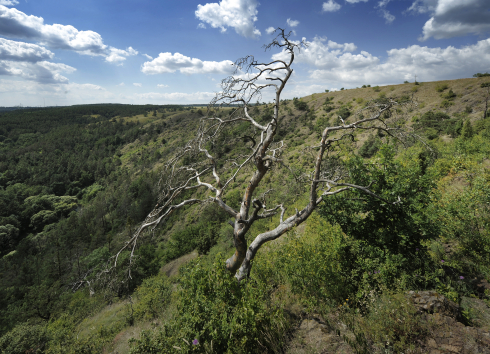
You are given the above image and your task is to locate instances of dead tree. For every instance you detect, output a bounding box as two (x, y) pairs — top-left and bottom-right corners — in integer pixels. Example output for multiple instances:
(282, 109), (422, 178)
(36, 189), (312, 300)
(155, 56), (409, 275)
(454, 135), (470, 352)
(113, 28), (411, 282)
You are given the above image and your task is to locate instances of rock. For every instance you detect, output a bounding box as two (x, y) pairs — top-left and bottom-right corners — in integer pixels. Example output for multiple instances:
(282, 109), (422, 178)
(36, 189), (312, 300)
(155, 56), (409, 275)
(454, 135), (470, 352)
(407, 290), (461, 320)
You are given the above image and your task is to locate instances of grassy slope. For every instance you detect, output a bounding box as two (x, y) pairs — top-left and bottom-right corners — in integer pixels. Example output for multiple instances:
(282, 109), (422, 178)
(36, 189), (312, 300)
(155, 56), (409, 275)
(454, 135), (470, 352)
(96, 77), (490, 352)
(2, 77), (490, 353)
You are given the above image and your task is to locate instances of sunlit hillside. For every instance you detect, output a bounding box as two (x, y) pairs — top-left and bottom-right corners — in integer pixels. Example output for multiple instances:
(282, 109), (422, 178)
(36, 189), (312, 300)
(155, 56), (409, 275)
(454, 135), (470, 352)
(1, 75), (490, 353)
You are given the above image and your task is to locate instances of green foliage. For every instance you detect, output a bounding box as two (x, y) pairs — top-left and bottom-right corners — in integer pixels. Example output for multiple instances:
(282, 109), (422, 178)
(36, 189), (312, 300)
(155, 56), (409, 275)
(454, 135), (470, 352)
(318, 146), (440, 299)
(441, 88), (456, 100)
(0, 323), (47, 354)
(358, 134), (381, 158)
(414, 110), (462, 138)
(461, 119), (474, 139)
(438, 173), (490, 277)
(337, 106), (351, 120)
(133, 273), (172, 321)
(372, 86), (381, 92)
(435, 83), (449, 92)
(129, 257), (289, 354)
(474, 72), (490, 77)
(164, 223), (219, 260)
(352, 294), (429, 352)
(292, 97), (308, 111)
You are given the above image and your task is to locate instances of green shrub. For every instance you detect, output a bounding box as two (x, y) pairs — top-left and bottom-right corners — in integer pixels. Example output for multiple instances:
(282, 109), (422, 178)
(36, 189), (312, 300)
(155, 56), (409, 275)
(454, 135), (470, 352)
(337, 106), (351, 120)
(461, 120), (474, 139)
(359, 134), (381, 158)
(133, 273), (172, 321)
(442, 88), (456, 100)
(0, 323), (47, 354)
(129, 257), (290, 353)
(293, 97), (308, 111)
(372, 86), (381, 92)
(353, 294), (430, 352)
(435, 83), (449, 92)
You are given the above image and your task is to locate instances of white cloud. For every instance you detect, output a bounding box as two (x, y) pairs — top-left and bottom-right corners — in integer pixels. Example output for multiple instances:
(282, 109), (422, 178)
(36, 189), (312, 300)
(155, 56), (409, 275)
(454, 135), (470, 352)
(0, 38), (54, 62)
(117, 82), (125, 86)
(376, 0), (395, 23)
(143, 53), (153, 60)
(287, 18), (299, 27)
(381, 9), (395, 23)
(133, 83), (142, 87)
(265, 26), (275, 34)
(322, 0), (341, 12)
(141, 52), (234, 75)
(195, 0), (261, 38)
(105, 47), (138, 64)
(409, 0), (490, 40)
(345, 0), (369, 3)
(0, 60), (75, 83)
(406, 0), (437, 14)
(273, 37), (361, 69)
(157, 84), (169, 88)
(306, 37), (490, 87)
(135, 91), (216, 102)
(70, 83), (105, 91)
(0, 5), (137, 63)
(0, 0), (18, 6)
(0, 79), (114, 105)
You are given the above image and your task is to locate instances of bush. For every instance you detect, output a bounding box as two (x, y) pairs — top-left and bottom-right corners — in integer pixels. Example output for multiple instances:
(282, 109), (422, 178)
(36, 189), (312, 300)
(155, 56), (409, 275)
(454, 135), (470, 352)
(442, 88), (456, 100)
(359, 134), (381, 158)
(337, 107), (351, 121)
(435, 83), (449, 92)
(0, 323), (47, 354)
(129, 257), (290, 353)
(352, 294), (430, 352)
(133, 273), (172, 321)
(293, 97), (308, 111)
(372, 86), (381, 92)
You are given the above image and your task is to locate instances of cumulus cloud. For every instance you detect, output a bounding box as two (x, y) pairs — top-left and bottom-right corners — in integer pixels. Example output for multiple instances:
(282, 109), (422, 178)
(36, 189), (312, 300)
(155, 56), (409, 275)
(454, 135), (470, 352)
(273, 37), (361, 69)
(0, 38), (53, 62)
(305, 37), (490, 87)
(105, 47), (138, 64)
(133, 83), (142, 87)
(287, 18), (299, 27)
(0, 59), (75, 83)
(143, 53), (153, 60)
(408, 0), (490, 40)
(0, 5), (137, 63)
(141, 52), (234, 75)
(157, 84), (169, 88)
(322, 0), (341, 12)
(345, 0), (368, 3)
(0, 0), (18, 6)
(195, 0), (261, 38)
(265, 26), (275, 34)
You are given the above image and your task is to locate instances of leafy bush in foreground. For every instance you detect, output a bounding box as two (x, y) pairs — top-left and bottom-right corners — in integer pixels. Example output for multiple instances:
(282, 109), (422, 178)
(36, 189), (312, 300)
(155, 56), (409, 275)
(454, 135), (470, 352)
(129, 256), (289, 354)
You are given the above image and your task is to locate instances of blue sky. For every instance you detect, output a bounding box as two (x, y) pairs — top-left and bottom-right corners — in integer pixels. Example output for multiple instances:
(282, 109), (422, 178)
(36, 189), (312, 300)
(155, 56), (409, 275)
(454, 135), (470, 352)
(1, 0), (489, 106)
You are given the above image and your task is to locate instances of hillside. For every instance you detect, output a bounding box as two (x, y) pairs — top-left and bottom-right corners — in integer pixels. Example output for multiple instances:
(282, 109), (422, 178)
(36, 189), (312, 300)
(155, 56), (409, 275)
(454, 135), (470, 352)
(1, 75), (490, 353)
